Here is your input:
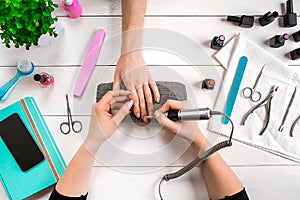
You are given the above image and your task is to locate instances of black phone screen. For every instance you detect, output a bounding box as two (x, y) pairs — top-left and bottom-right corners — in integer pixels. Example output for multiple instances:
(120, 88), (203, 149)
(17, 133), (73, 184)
(0, 113), (44, 172)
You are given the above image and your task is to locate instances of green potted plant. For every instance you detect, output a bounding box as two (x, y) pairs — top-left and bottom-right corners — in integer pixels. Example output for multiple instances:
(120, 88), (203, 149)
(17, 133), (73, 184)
(0, 0), (59, 50)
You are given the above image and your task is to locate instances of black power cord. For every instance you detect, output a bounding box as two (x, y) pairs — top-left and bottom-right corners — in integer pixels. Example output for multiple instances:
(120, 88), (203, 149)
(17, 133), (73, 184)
(158, 111), (234, 200)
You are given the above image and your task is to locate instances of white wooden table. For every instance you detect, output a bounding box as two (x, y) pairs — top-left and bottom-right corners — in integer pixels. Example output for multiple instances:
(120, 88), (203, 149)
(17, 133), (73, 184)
(1, 0), (300, 199)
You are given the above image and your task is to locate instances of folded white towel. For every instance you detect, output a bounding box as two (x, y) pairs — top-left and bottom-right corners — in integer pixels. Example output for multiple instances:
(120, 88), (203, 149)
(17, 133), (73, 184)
(209, 33), (300, 162)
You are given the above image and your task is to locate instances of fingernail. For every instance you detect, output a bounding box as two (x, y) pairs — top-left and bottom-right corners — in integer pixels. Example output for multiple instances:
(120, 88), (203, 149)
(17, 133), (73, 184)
(127, 100), (133, 108)
(143, 117), (149, 122)
(156, 97), (160, 103)
(136, 112), (140, 118)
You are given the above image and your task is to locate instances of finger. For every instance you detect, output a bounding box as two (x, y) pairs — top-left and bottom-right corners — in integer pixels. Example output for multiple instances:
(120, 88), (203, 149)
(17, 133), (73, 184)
(130, 90), (140, 118)
(112, 90), (131, 97)
(158, 99), (183, 113)
(143, 84), (154, 117)
(113, 74), (121, 91)
(154, 111), (179, 133)
(113, 100), (134, 126)
(111, 102), (126, 110)
(149, 81), (160, 103)
(137, 87), (147, 121)
(112, 95), (130, 104)
(97, 91), (114, 112)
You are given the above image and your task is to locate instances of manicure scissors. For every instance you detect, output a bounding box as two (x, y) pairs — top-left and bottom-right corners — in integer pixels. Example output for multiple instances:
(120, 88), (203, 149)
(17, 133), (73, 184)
(60, 94), (82, 134)
(242, 65), (266, 102)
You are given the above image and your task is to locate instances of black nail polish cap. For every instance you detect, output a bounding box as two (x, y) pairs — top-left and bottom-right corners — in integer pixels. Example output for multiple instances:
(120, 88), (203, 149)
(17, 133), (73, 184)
(292, 30), (300, 42)
(258, 11), (278, 26)
(290, 48), (300, 60)
(227, 15), (254, 28)
(284, 0), (297, 27)
(34, 74), (46, 83)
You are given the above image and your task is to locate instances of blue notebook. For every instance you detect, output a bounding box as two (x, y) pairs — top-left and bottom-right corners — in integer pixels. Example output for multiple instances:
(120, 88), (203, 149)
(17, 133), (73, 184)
(0, 97), (66, 200)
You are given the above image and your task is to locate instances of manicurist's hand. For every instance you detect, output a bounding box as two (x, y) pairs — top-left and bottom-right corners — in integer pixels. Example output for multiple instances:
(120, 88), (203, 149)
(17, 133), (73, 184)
(113, 51), (160, 122)
(84, 90), (133, 153)
(154, 100), (201, 143)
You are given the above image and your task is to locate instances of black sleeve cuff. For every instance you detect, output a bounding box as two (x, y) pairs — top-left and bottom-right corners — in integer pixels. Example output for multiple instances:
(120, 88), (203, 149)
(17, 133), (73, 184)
(49, 187), (88, 200)
(221, 188), (249, 200)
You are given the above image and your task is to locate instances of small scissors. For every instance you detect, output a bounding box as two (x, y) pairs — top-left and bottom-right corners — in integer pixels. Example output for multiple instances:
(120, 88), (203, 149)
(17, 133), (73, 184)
(242, 65), (266, 102)
(60, 94), (82, 134)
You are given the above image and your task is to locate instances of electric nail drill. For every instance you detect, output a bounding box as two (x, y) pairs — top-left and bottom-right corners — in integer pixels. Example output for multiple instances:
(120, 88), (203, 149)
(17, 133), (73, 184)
(164, 108), (212, 121)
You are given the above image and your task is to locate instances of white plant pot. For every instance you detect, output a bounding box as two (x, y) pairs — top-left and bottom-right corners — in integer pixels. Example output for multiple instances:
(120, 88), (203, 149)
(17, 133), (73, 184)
(38, 20), (65, 47)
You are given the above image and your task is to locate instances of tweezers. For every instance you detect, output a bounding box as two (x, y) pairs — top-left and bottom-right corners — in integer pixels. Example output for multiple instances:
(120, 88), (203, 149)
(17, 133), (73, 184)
(241, 85), (278, 135)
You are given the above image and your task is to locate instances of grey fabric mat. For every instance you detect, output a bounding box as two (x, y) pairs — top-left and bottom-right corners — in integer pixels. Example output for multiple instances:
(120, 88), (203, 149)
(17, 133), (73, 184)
(96, 81), (187, 123)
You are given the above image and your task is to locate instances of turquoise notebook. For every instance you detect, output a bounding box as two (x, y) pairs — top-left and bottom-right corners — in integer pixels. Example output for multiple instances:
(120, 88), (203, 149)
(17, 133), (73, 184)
(0, 97), (66, 200)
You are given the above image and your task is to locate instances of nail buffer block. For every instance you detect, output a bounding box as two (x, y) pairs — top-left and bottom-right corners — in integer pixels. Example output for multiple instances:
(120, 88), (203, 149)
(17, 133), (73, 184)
(73, 29), (106, 97)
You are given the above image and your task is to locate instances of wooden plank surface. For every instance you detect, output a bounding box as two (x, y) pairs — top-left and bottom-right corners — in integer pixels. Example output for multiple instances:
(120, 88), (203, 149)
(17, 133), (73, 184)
(1, 0), (300, 199)
(53, 0), (300, 16)
(1, 166), (298, 200)
(1, 17), (300, 66)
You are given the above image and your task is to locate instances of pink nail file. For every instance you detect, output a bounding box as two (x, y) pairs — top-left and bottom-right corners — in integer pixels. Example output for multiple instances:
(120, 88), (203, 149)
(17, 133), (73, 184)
(73, 29), (106, 97)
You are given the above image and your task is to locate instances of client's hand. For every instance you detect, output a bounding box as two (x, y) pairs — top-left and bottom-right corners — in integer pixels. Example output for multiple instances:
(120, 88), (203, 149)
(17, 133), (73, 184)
(84, 90), (133, 153)
(154, 100), (200, 143)
(113, 51), (160, 122)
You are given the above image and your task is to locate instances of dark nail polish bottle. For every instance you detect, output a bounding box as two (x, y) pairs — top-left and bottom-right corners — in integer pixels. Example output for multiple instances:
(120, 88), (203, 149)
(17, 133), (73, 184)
(292, 30), (300, 42)
(227, 15), (254, 28)
(290, 48), (300, 60)
(202, 79), (215, 90)
(283, 0), (297, 27)
(258, 11), (278, 26)
(270, 33), (289, 48)
(211, 35), (225, 50)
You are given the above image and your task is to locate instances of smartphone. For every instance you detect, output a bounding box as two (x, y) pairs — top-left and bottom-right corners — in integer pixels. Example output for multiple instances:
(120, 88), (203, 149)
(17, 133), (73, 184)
(0, 113), (44, 172)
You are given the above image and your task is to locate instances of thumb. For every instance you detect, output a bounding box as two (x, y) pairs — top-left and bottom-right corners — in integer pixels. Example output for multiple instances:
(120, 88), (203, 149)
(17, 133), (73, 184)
(113, 100), (133, 126)
(154, 111), (178, 133)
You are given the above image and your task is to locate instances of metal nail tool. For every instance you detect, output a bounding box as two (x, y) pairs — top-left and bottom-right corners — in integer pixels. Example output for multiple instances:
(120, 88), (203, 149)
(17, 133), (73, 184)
(60, 94), (83, 134)
(278, 87), (297, 132)
(242, 65), (265, 102)
(241, 85), (278, 135)
(290, 115), (300, 137)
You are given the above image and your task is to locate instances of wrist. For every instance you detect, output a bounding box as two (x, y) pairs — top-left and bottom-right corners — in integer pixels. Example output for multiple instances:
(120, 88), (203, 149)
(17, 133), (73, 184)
(191, 130), (206, 147)
(121, 29), (144, 54)
(120, 50), (143, 58)
(83, 132), (106, 155)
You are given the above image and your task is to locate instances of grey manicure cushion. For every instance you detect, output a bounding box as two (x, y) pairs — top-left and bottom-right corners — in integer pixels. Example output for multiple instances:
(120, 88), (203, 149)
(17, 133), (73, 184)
(96, 81), (187, 123)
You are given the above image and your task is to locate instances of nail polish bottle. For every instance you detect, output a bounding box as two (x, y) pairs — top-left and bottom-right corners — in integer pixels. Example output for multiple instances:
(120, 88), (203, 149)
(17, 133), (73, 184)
(258, 11), (278, 26)
(283, 0), (297, 27)
(202, 79), (215, 90)
(61, 0), (82, 18)
(211, 35), (225, 50)
(290, 48), (300, 60)
(269, 33), (289, 48)
(34, 73), (55, 88)
(227, 15), (254, 28)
